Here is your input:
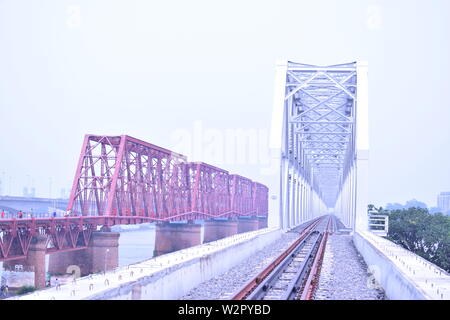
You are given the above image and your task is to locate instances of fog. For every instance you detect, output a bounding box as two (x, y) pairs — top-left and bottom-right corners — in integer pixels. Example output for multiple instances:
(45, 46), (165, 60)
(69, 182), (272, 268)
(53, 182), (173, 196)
(0, 0), (449, 207)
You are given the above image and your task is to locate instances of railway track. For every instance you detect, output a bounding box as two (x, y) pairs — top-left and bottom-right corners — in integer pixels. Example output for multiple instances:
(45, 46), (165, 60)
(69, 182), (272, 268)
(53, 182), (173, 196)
(231, 215), (335, 300)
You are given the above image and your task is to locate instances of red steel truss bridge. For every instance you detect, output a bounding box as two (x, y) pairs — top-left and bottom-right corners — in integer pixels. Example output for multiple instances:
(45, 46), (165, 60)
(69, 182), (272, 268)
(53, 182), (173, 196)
(0, 134), (268, 261)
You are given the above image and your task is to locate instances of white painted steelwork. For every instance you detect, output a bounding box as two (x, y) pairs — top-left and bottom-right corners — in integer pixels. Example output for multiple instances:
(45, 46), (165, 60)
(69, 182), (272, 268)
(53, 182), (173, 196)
(273, 61), (369, 230)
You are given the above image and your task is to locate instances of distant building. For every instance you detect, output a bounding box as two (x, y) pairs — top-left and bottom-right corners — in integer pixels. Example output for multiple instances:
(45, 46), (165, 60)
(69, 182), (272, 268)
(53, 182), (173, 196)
(437, 192), (450, 215)
(22, 187), (36, 198)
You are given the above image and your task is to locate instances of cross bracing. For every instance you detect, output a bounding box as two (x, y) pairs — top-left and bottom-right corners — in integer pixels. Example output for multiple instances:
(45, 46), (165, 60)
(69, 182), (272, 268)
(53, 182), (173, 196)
(285, 61), (357, 208)
(275, 60), (369, 231)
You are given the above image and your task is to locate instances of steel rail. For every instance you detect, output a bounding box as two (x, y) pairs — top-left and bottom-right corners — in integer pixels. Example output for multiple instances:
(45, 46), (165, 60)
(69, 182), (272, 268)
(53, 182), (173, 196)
(299, 217), (332, 300)
(249, 231), (322, 300)
(283, 232), (323, 300)
(230, 216), (326, 300)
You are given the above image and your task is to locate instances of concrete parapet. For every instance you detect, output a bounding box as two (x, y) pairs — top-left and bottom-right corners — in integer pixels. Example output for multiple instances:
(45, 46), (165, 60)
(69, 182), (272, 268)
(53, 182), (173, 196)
(353, 231), (450, 300)
(88, 228), (282, 300)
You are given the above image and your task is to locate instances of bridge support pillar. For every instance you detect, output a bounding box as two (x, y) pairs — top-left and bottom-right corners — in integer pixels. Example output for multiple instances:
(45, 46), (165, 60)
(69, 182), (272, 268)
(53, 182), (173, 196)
(87, 231), (120, 274)
(48, 250), (87, 276)
(203, 219), (238, 243)
(27, 235), (48, 289)
(237, 217), (260, 233)
(153, 222), (201, 256)
(3, 235), (48, 289)
(257, 217), (268, 229)
(48, 231), (120, 276)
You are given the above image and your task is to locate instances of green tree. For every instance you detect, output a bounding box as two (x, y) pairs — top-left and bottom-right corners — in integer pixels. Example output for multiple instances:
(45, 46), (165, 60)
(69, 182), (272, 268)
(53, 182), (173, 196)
(420, 213), (450, 271)
(368, 204), (388, 214)
(386, 207), (450, 272)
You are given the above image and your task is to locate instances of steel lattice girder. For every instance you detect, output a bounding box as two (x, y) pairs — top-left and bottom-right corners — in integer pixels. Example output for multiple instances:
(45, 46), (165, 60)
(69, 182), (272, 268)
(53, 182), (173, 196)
(0, 217), (98, 261)
(253, 182), (269, 216)
(284, 62), (357, 207)
(229, 174), (254, 216)
(67, 135), (269, 222)
(184, 162), (231, 218)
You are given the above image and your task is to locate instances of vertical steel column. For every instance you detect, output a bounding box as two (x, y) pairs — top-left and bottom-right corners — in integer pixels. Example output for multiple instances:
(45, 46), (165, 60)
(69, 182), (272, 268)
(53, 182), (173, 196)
(295, 175), (299, 225)
(281, 158), (290, 230)
(292, 169), (297, 227)
(351, 163), (357, 230)
(355, 61), (369, 231)
(300, 179), (305, 223)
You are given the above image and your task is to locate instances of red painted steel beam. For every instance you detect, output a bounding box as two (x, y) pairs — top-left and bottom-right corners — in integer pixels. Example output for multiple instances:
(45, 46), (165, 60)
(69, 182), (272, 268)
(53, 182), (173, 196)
(0, 216), (99, 261)
(65, 135), (268, 223)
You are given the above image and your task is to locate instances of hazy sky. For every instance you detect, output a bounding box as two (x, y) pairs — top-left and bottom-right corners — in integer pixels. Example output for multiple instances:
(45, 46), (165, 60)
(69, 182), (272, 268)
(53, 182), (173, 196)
(0, 0), (449, 208)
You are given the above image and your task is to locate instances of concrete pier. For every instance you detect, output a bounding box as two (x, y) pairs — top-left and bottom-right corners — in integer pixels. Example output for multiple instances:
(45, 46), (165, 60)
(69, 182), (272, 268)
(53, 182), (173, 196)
(203, 219), (238, 243)
(48, 250), (87, 276)
(48, 231), (120, 276)
(26, 235), (48, 289)
(153, 222), (201, 256)
(87, 232), (120, 274)
(237, 217), (260, 234)
(3, 235), (48, 289)
(257, 217), (268, 229)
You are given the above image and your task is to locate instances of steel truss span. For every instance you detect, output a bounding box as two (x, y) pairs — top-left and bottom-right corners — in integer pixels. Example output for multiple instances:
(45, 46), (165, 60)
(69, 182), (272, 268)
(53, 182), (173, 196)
(275, 61), (369, 231)
(0, 135), (268, 261)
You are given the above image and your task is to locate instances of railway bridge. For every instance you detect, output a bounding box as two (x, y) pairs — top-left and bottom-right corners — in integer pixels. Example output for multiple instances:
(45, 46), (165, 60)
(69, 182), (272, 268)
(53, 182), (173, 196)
(0, 134), (269, 288)
(3, 61), (450, 300)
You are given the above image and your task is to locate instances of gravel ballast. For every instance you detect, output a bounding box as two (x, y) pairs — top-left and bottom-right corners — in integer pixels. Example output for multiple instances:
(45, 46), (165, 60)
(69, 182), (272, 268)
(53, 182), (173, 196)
(314, 233), (386, 300)
(181, 218), (386, 300)
(180, 231), (301, 300)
